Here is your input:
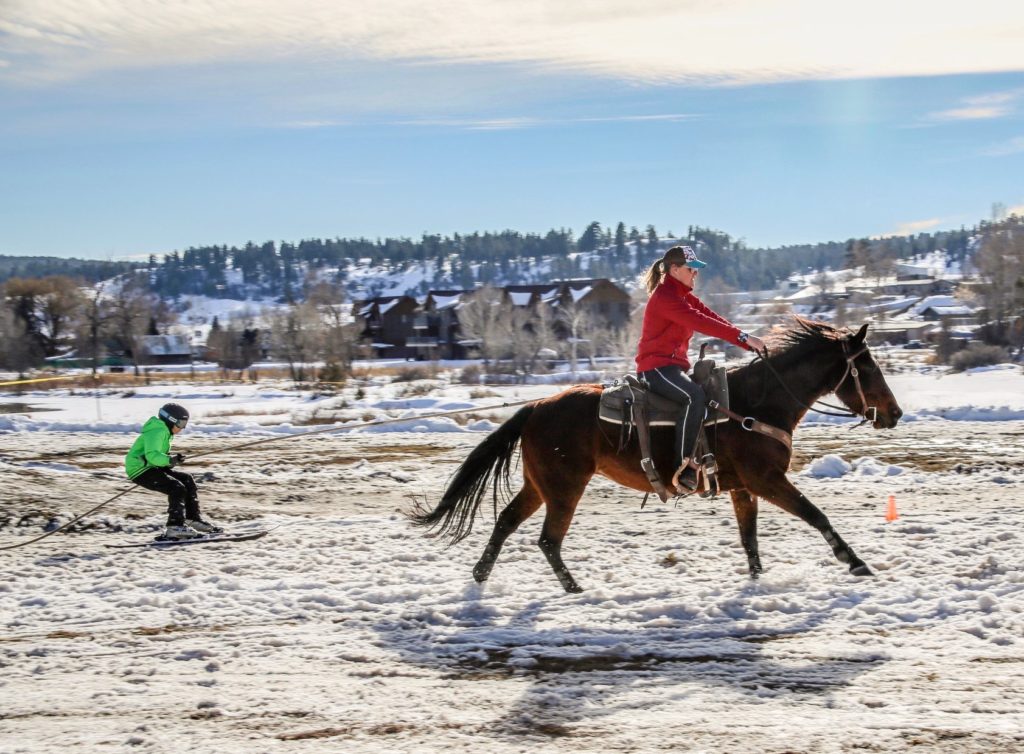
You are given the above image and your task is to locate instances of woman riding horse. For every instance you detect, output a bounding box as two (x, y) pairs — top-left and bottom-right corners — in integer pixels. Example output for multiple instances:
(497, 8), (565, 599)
(636, 245), (765, 490)
(412, 318), (902, 593)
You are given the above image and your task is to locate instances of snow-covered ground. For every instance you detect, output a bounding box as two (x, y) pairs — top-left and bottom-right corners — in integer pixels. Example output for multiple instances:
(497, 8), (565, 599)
(2, 359), (1023, 752)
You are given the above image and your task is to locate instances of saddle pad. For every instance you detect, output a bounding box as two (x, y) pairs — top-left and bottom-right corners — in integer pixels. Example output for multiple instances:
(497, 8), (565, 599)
(599, 380), (679, 426)
(599, 368), (730, 426)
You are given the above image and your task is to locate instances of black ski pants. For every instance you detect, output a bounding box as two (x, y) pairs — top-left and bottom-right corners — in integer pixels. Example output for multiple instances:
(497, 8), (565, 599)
(638, 365), (706, 468)
(132, 467), (200, 526)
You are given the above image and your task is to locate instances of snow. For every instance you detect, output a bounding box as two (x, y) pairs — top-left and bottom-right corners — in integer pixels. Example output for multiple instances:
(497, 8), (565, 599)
(910, 295), (966, 316)
(802, 455), (908, 479)
(376, 298), (400, 315)
(140, 334), (190, 356)
(540, 286), (560, 303)
(431, 293), (462, 310)
(568, 284), (592, 303)
(508, 291), (532, 306)
(2, 358), (1024, 751)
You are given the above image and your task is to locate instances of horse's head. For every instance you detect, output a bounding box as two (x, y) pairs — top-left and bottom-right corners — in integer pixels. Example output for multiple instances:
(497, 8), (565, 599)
(833, 323), (903, 429)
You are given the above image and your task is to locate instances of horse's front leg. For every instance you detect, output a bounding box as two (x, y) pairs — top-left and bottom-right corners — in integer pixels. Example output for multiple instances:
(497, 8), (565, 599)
(746, 472), (872, 576)
(730, 489), (763, 578)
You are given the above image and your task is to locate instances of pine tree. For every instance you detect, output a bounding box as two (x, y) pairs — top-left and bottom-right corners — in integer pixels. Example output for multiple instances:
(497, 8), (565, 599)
(645, 225), (659, 252)
(614, 222), (627, 258)
(578, 221), (603, 253)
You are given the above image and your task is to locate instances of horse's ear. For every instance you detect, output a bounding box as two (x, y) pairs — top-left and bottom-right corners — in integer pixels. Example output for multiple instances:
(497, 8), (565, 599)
(851, 323), (868, 345)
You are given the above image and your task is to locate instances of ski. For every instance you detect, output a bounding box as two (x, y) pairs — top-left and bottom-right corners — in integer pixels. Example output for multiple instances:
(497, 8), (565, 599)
(106, 530), (269, 549)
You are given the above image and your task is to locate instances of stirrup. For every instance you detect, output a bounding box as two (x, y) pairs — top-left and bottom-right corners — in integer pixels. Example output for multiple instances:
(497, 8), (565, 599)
(671, 463), (698, 492)
(699, 453), (720, 498)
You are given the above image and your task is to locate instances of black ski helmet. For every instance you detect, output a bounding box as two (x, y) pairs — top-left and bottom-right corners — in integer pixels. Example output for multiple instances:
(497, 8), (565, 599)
(159, 402), (190, 429)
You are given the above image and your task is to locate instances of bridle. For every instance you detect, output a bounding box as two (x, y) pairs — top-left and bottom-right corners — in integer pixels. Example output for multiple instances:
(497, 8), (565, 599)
(834, 341), (878, 425)
(755, 339), (878, 426)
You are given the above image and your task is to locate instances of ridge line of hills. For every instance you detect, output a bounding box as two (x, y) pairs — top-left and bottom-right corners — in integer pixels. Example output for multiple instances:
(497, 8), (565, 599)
(0, 220), (982, 301)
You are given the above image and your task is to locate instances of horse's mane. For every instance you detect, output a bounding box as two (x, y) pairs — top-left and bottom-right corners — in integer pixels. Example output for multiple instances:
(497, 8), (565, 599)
(765, 316), (850, 359)
(732, 316), (849, 381)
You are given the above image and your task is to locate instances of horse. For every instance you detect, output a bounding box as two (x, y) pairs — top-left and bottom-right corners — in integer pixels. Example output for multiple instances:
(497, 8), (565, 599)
(410, 319), (903, 593)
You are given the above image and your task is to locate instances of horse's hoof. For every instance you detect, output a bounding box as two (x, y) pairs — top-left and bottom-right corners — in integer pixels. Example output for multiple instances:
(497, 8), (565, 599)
(472, 565), (491, 583)
(564, 583), (584, 594)
(850, 563), (874, 577)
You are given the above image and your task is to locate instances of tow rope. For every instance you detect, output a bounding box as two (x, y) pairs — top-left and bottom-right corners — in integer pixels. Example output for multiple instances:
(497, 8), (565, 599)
(0, 398), (537, 551)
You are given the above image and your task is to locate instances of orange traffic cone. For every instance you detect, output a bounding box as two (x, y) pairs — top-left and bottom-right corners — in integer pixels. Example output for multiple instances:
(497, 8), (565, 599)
(885, 494), (900, 522)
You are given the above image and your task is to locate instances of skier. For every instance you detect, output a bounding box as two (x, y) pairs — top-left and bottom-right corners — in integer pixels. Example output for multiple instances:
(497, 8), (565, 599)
(125, 402), (222, 540)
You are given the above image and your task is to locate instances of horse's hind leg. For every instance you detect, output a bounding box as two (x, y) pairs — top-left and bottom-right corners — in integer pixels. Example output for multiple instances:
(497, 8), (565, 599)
(730, 489), (763, 578)
(472, 480), (543, 584)
(748, 472), (872, 576)
(534, 476), (591, 594)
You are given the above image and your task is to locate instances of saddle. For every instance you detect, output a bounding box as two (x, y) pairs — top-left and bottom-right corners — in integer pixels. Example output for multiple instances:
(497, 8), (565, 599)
(599, 351), (730, 503)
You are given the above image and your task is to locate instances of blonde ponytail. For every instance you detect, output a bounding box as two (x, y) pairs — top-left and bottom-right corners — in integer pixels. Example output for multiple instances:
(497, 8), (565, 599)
(643, 259), (665, 295)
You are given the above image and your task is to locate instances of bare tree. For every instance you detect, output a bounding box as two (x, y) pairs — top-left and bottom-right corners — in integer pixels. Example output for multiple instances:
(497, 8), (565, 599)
(265, 302), (322, 384)
(457, 286), (513, 372)
(699, 277), (738, 324)
(812, 269), (833, 309)
(109, 276), (157, 376)
(307, 282), (360, 382)
(208, 316), (262, 378)
(558, 302), (600, 374)
(606, 289), (647, 369)
(0, 306), (36, 377)
(2, 276), (84, 357)
(507, 301), (556, 380)
(75, 283), (113, 376)
(974, 222), (1024, 348)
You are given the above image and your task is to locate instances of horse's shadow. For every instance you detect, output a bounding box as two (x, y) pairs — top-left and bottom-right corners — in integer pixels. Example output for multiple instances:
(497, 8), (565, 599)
(371, 579), (886, 738)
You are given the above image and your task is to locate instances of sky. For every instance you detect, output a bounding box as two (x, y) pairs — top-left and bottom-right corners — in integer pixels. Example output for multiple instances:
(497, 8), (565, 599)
(2, 0), (1024, 260)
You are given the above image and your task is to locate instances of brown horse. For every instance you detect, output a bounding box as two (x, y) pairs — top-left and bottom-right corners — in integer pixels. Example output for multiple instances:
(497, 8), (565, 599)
(411, 319), (903, 592)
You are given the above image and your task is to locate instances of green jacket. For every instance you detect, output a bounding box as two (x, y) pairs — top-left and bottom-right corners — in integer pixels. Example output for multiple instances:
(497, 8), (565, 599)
(125, 416), (174, 479)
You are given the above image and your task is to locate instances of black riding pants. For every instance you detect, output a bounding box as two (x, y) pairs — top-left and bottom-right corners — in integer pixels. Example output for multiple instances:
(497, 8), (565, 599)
(639, 365), (706, 467)
(131, 467), (200, 526)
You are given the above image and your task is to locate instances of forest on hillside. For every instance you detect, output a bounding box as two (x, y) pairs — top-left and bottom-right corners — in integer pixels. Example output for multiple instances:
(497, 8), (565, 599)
(1, 216), (1021, 376)
(0, 256), (134, 286)
(1, 220), (978, 301)
(144, 221), (977, 300)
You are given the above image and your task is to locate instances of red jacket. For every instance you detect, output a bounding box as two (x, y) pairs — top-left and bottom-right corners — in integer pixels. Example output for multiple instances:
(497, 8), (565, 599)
(635, 274), (747, 373)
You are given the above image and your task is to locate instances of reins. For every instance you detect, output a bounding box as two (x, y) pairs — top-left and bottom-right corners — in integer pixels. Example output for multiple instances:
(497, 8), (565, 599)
(0, 398), (538, 552)
(751, 341), (878, 426)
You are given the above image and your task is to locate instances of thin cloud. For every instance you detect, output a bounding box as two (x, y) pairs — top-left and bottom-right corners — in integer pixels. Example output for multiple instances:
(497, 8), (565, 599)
(2, 1), (1024, 88)
(927, 90), (1021, 121)
(983, 136), (1024, 157)
(931, 106), (1009, 121)
(395, 113), (698, 130)
(878, 218), (945, 237)
(395, 117), (540, 130)
(282, 120), (351, 129)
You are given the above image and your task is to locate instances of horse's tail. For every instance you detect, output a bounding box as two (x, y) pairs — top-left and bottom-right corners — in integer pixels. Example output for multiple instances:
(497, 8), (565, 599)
(408, 403), (535, 545)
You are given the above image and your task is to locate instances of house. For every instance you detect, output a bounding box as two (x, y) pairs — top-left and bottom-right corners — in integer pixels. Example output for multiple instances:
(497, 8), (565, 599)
(140, 335), (192, 366)
(502, 279), (632, 329)
(911, 295), (978, 323)
(353, 295), (420, 359)
(353, 280), (632, 361)
(863, 320), (934, 346)
(421, 290), (471, 360)
(557, 279), (632, 329)
(846, 276), (957, 298)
